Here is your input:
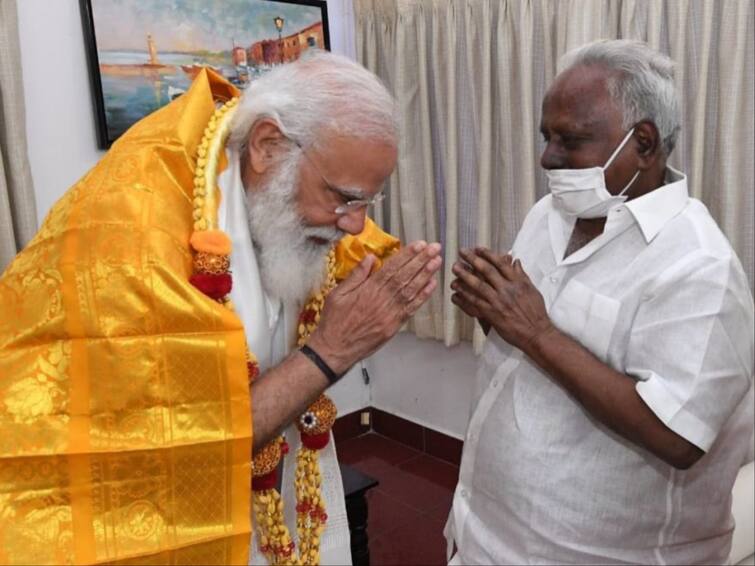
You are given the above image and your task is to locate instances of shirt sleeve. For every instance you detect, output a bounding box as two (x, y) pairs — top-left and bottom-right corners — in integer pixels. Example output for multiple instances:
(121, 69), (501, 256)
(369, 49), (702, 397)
(627, 251), (754, 452)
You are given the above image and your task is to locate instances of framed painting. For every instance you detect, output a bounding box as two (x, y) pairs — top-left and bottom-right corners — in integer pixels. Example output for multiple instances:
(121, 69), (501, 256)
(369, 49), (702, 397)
(80, 0), (330, 148)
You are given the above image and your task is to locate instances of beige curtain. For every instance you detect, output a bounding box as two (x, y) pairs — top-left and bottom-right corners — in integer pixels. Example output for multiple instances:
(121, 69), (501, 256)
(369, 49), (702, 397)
(0, 0), (37, 273)
(356, 0), (755, 347)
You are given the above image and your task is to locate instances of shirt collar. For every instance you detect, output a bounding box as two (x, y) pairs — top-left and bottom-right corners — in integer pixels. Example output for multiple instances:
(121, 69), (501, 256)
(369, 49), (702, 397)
(623, 166), (689, 243)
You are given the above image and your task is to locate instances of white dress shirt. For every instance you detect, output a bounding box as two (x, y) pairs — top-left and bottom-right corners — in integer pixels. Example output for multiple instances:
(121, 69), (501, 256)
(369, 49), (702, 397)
(446, 168), (755, 565)
(217, 148), (352, 565)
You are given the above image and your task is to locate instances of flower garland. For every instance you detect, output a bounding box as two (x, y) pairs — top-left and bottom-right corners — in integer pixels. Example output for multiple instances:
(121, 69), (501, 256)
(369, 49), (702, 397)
(187, 96), (337, 565)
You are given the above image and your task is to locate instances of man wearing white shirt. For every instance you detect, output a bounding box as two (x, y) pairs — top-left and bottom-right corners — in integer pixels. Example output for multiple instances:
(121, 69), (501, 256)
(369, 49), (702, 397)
(449, 39), (754, 564)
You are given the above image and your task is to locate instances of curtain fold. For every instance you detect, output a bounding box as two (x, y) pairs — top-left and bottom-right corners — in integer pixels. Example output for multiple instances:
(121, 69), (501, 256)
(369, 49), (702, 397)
(0, 0), (37, 274)
(356, 0), (754, 347)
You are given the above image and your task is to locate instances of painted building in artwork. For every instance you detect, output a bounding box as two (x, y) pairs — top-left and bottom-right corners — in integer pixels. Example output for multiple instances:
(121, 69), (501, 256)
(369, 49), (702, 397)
(247, 40), (280, 65)
(247, 21), (325, 66)
(248, 43), (265, 65)
(232, 46), (247, 66)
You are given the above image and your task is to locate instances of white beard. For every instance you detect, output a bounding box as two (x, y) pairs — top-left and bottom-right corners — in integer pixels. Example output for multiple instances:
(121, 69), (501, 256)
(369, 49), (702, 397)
(245, 153), (344, 305)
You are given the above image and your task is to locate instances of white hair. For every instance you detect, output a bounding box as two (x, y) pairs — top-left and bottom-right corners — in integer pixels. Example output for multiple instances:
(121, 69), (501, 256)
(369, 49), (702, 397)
(245, 149), (343, 305)
(228, 50), (397, 153)
(559, 39), (681, 155)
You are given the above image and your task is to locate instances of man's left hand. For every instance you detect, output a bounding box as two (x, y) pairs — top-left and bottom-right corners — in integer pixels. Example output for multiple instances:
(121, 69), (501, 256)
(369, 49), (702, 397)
(451, 248), (554, 352)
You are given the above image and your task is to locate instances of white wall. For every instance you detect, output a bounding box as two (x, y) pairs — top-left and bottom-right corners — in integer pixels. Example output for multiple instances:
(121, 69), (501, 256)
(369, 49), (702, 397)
(17, 0), (104, 226)
(368, 333), (476, 439)
(16, 0), (475, 432)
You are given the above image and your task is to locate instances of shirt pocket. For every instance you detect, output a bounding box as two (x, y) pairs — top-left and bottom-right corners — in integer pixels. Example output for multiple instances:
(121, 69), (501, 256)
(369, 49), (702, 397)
(549, 278), (621, 362)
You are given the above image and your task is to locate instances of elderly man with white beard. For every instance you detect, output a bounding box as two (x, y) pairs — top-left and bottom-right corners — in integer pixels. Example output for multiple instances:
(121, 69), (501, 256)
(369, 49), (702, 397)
(0, 52), (440, 566)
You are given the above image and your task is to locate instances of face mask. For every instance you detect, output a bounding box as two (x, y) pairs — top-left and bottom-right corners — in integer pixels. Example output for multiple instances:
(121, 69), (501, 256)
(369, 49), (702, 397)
(546, 128), (640, 219)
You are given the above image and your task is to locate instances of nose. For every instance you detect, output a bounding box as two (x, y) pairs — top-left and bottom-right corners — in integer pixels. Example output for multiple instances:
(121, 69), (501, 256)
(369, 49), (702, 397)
(540, 142), (563, 170)
(336, 207), (367, 236)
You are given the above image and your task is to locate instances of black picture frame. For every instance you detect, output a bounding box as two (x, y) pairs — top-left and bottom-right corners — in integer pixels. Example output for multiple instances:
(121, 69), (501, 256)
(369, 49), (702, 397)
(80, 0), (330, 149)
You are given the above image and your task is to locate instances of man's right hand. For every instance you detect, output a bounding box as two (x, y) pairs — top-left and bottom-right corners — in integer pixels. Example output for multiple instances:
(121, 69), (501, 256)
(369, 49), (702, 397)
(450, 257), (491, 333)
(308, 241), (442, 374)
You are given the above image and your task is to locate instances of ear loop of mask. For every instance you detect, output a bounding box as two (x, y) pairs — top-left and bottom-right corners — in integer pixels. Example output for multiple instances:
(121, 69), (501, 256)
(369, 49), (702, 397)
(602, 128), (636, 171)
(603, 127), (640, 196)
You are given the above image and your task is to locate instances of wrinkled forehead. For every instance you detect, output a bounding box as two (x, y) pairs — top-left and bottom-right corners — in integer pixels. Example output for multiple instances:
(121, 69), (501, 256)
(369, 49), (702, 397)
(541, 65), (622, 130)
(310, 135), (398, 196)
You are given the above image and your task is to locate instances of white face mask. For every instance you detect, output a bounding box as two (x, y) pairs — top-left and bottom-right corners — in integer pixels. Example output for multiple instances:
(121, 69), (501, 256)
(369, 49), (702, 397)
(546, 128), (640, 219)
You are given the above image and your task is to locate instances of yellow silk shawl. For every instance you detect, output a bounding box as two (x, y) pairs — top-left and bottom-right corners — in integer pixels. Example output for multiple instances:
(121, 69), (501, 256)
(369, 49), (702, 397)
(0, 69), (398, 565)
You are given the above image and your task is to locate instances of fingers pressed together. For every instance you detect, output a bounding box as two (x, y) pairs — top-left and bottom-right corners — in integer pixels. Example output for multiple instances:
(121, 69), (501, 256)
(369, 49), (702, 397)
(380, 241), (443, 313)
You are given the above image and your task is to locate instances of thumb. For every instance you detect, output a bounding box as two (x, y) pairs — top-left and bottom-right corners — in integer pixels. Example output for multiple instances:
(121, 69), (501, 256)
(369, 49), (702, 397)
(513, 258), (527, 279)
(337, 254), (376, 294)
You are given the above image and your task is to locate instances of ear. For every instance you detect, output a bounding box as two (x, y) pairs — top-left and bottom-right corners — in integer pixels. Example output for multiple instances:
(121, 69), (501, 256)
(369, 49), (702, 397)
(633, 120), (662, 170)
(246, 118), (287, 175)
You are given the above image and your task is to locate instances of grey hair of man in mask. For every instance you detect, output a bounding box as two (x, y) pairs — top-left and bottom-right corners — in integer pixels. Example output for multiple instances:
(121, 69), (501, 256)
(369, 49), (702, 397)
(540, 39), (680, 220)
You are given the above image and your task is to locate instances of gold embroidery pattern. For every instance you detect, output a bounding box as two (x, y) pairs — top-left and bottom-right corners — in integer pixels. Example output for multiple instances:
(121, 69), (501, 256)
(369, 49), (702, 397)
(0, 456), (73, 565)
(4, 341), (70, 426)
(0, 68), (398, 565)
(0, 70), (250, 565)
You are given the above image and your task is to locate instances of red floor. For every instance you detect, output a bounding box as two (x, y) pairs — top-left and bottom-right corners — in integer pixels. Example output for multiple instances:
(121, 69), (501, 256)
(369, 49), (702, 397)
(336, 432), (459, 565)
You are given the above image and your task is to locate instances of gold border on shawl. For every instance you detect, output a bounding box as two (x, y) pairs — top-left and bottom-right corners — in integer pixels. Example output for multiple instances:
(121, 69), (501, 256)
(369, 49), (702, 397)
(60, 213), (97, 564)
(227, 326), (252, 564)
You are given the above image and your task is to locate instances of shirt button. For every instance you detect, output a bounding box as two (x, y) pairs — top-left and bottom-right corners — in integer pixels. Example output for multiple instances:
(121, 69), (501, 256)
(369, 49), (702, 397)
(468, 432), (477, 441)
(550, 276), (559, 283)
(461, 489), (469, 498)
(491, 379), (500, 388)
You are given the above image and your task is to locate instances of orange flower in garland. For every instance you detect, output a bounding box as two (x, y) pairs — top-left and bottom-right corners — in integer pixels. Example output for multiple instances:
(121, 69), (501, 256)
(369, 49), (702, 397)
(190, 229), (233, 255)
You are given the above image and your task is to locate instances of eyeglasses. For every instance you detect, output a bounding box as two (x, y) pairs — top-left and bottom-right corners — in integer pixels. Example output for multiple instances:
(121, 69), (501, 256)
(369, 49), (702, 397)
(293, 140), (386, 215)
(334, 191), (386, 215)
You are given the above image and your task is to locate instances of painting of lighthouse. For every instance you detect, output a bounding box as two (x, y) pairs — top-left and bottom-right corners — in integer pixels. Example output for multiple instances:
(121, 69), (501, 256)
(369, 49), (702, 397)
(80, 0), (329, 148)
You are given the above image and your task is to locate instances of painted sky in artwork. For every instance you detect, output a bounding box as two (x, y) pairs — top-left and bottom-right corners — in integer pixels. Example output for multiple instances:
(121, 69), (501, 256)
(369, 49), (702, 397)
(91, 0), (323, 52)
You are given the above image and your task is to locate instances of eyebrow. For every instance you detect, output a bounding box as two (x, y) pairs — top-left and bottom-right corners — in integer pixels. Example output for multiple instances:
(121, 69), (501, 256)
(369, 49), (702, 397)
(540, 118), (601, 135)
(330, 185), (367, 201)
